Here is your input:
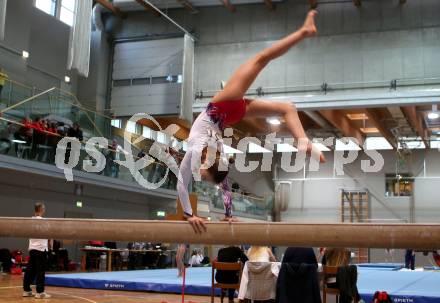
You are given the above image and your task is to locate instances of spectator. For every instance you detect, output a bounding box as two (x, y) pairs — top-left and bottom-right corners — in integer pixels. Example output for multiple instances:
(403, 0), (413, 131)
(22, 202), (52, 299)
(110, 139), (121, 178)
(0, 122), (15, 155)
(65, 122), (82, 164)
(0, 68), (8, 99)
(231, 182), (240, 193)
(322, 248), (350, 267)
(46, 123), (59, 164)
(282, 247), (317, 265)
(405, 249), (415, 270)
(137, 149), (146, 159)
(247, 246), (277, 262)
(67, 122), (83, 141)
(0, 248), (12, 273)
(276, 248), (321, 303)
(30, 117), (42, 159)
(322, 248), (362, 303)
(14, 118), (33, 158)
(188, 249), (203, 267)
(216, 246), (248, 303)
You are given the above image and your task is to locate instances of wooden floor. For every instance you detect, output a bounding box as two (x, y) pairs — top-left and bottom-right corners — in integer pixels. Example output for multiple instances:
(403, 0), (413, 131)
(0, 273), (218, 303)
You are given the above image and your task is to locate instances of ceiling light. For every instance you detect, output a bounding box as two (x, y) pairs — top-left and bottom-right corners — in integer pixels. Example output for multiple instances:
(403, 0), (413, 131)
(428, 112), (439, 120)
(64, 76), (71, 83)
(347, 113), (368, 120)
(360, 127), (379, 134)
(266, 117), (281, 125)
(22, 50), (29, 59)
(428, 105), (439, 120)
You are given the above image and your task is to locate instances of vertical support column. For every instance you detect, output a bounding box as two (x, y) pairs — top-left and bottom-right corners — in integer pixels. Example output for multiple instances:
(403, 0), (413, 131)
(180, 34), (195, 124)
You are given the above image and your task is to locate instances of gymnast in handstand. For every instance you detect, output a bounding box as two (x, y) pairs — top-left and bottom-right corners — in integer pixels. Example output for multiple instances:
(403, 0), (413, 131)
(177, 10), (325, 234)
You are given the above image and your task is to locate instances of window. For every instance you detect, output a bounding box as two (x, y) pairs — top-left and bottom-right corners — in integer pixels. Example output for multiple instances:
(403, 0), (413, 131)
(126, 121), (136, 134)
(113, 76), (182, 87)
(35, 0), (57, 15)
(34, 0), (76, 26)
(113, 79), (131, 87)
(133, 78), (150, 86)
(135, 123), (142, 135)
(111, 119), (121, 128)
(60, 0), (75, 26)
(157, 132), (167, 144)
(151, 76), (169, 85)
(385, 173), (414, 197)
(142, 126), (152, 139)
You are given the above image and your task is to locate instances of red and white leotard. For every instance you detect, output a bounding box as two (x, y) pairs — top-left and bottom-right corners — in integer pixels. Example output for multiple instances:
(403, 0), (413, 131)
(177, 99), (247, 217)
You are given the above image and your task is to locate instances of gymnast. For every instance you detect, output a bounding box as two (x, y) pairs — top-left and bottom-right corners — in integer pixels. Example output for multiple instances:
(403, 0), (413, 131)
(177, 10), (325, 234)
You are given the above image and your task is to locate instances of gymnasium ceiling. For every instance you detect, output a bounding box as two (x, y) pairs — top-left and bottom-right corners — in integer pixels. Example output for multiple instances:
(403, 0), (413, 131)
(138, 104), (440, 151)
(109, 0), (285, 13)
(94, 0), (337, 17)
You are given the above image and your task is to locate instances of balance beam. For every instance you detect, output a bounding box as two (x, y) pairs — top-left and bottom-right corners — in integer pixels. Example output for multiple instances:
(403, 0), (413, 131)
(0, 217), (439, 249)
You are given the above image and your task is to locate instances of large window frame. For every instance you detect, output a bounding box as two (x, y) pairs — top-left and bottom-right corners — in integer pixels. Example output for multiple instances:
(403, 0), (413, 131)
(34, 0), (76, 26)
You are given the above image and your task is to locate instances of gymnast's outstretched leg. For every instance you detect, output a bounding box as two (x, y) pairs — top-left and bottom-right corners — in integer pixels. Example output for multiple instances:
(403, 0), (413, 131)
(211, 10), (325, 162)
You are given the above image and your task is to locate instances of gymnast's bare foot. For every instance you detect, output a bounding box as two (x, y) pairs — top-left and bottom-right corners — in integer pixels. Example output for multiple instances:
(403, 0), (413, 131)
(301, 10), (318, 37)
(221, 216), (239, 223)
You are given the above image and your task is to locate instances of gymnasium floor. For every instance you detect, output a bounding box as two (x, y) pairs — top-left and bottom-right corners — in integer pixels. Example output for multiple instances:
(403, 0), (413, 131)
(0, 274), (212, 303)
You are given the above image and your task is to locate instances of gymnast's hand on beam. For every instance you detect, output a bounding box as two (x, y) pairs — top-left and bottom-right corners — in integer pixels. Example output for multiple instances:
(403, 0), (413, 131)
(186, 215), (207, 234)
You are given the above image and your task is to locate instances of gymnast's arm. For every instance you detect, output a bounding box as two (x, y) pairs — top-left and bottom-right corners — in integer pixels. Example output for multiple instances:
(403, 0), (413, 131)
(177, 149), (207, 234)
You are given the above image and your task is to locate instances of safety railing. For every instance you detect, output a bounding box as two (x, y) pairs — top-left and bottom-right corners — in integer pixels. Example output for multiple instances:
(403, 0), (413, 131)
(0, 87), (112, 139)
(0, 116), (179, 191)
(193, 181), (273, 219)
(0, 80), (273, 219)
(0, 79), (38, 109)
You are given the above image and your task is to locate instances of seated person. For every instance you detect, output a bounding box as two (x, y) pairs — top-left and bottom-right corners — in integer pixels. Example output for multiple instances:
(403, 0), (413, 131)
(247, 246), (277, 262)
(322, 248), (362, 303)
(189, 249), (203, 267)
(322, 248), (350, 287)
(216, 246), (249, 303)
(282, 247), (317, 265)
(0, 248), (12, 273)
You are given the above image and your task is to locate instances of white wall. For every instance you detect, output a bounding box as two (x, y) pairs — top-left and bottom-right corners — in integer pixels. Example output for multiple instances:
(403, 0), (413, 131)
(0, 0), (77, 92)
(111, 38), (184, 116)
(111, 0), (440, 97)
(276, 149), (439, 224)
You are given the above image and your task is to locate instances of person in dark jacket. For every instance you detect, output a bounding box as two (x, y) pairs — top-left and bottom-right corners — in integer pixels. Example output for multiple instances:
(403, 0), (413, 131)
(282, 247), (317, 265)
(67, 122), (83, 141)
(276, 263), (321, 303)
(0, 248), (12, 272)
(65, 122), (83, 164)
(337, 265), (361, 303)
(215, 246), (248, 303)
(404, 249), (415, 270)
